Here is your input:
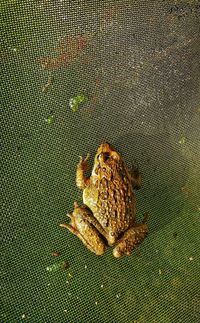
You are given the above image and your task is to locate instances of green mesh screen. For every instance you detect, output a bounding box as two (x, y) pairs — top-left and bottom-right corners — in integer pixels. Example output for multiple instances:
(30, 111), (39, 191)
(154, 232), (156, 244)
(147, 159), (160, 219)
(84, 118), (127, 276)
(1, 1), (200, 322)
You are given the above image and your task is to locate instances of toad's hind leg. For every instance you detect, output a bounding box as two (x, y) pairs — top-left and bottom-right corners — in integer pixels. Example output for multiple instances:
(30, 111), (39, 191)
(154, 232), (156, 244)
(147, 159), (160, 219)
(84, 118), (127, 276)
(113, 218), (148, 258)
(60, 204), (106, 256)
(76, 153), (90, 189)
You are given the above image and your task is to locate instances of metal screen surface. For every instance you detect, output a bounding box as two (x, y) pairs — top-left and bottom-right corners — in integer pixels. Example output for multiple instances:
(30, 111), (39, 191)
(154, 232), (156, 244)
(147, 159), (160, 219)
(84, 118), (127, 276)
(1, 1), (200, 322)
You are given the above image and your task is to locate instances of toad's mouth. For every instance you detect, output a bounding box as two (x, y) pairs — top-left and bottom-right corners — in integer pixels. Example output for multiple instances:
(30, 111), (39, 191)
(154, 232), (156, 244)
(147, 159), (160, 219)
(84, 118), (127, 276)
(97, 142), (115, 154)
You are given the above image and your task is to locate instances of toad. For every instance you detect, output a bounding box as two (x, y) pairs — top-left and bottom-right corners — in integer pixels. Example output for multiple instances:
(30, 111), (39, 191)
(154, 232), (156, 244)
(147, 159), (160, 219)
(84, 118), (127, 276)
(60, 143), (148, 257)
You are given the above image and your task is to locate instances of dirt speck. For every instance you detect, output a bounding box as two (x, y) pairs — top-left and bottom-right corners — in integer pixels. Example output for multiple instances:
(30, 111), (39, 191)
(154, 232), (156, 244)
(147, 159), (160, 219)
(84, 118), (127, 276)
(51, 251), (61, 257)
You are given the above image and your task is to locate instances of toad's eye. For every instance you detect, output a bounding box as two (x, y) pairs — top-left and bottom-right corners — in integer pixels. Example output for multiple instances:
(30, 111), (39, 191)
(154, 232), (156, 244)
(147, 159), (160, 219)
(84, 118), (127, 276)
(97, 152), (110, 162)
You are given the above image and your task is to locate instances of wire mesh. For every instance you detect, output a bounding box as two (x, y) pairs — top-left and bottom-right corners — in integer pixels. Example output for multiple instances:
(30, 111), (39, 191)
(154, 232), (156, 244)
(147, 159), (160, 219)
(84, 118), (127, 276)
(1, 1), (200, 322)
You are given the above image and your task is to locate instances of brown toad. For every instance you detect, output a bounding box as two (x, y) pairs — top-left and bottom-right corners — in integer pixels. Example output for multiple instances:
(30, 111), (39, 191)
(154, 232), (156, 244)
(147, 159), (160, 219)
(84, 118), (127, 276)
(60, 143), (148, 257)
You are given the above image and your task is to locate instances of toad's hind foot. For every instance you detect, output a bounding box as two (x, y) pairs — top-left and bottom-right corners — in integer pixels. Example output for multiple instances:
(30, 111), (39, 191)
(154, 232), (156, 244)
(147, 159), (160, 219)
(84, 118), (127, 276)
(113, 223), (148, 258)
(60, 205), (106, 256)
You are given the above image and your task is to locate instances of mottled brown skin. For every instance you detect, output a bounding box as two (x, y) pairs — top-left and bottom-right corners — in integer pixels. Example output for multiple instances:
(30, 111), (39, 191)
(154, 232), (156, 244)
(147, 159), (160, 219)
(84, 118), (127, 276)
(60, 143), (148, 257)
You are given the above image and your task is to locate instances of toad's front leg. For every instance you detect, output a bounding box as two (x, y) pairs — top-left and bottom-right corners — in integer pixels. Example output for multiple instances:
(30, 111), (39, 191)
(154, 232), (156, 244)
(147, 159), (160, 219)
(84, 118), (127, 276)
(76, 153), (90, 189)
(113, 215), (148, 258)
(60, 204), (106, 256)
(129, 165), (142, 190)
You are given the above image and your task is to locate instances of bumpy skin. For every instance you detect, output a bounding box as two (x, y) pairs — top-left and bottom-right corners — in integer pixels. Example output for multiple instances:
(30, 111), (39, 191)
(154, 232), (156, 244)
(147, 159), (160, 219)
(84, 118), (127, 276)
(60, 143), (148, 257)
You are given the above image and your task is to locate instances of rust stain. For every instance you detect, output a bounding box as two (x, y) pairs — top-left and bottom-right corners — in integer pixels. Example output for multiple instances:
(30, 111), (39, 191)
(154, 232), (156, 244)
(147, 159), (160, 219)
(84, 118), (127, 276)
(39, 34), (93, 71)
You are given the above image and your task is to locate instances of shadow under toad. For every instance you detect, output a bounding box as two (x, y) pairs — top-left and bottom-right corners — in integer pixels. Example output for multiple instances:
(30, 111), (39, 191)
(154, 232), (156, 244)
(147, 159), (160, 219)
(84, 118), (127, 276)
(112, 131), (189, 233)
